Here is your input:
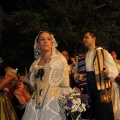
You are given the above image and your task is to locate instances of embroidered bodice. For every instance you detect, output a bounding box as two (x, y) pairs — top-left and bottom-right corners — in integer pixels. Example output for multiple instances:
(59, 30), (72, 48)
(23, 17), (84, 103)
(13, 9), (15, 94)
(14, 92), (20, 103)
(29, 51), (70, 87)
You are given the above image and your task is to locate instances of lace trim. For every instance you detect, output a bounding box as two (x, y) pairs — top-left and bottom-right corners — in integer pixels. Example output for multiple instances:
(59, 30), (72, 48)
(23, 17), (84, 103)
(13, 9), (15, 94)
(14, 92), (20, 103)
(58, 98), (66, 120)
(29, 53), (68, 87)
(60, 86), (70, 88)
(30, 59), (44, 86)
(49, 64), (64, 86)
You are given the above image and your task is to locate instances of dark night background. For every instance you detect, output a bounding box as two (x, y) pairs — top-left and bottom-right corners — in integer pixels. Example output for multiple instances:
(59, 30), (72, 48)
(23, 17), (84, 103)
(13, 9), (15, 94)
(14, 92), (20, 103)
(0, 0), (120, 73)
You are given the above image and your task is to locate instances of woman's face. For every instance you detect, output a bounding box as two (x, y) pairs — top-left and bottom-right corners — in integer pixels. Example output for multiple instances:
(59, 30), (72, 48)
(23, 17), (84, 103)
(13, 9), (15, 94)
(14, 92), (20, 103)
(61, 51), (69, 61)
(37, 32), (53, 52)
(111, 52), (117, 60)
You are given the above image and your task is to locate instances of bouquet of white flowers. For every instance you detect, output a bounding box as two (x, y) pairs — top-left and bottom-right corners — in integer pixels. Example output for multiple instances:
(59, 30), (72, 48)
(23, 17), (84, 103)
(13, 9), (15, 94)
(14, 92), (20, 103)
(59, 87), (89, 120)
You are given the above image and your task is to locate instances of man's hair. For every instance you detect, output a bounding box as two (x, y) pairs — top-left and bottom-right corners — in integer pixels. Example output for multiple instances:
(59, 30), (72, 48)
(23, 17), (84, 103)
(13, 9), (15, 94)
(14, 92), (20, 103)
(85, 31), (97, 38)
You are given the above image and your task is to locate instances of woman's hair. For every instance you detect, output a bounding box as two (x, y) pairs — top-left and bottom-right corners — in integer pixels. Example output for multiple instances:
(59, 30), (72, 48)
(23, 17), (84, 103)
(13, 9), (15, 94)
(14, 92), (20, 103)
(36, 31), (52, 42)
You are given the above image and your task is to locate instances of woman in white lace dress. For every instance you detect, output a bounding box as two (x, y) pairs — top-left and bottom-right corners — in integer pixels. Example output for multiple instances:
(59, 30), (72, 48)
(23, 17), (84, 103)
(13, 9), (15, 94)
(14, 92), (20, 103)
(22, 31), (71, 120)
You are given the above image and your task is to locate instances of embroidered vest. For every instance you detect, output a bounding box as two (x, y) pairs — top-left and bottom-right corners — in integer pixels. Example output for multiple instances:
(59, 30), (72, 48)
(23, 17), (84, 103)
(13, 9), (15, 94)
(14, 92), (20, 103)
(93, 48), (111, 90)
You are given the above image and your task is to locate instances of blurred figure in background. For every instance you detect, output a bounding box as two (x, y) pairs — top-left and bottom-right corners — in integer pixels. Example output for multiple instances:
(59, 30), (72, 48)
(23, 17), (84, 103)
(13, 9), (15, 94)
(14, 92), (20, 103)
(111, 50), (120, 73)
(61, 50), (75, 75)
(61, 50), (76, 120)
(0, 57), (18, 120)
(12, 81), (30, 120)
(19, 74), (33, 95)
(110, 50), (120, 120)
(61, 50), (77, 89)
(4, 81), (15, 103)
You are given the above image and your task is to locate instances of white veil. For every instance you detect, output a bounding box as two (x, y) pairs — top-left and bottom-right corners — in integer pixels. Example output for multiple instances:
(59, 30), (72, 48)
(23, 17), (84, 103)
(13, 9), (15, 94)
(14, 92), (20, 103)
(34, 31), (58, 59)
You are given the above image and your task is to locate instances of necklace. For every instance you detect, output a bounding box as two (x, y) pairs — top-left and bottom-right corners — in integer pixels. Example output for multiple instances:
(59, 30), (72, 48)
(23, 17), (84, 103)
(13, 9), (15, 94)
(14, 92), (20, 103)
(41, 56), (51, 63)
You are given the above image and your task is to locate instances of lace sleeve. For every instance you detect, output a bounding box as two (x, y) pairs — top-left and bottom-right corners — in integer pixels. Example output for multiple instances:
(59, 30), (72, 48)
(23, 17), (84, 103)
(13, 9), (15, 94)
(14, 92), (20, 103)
(60, 56), (70, 87)
(59, 57), (72, 94)
(60, 67), (70, 87)
(59, 87), (72, 95)
(59, 68), (72, 95)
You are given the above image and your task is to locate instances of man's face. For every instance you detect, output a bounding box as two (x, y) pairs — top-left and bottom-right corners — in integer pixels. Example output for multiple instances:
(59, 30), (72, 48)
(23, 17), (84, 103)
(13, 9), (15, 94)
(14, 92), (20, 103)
(19, 75), (25, 82)
(83, 32), (95, 48)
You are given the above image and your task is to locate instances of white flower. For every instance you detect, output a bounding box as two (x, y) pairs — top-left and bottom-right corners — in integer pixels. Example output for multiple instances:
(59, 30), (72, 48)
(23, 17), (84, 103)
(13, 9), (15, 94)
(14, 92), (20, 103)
(72, 105), (78, 111)
(76, 98), (81, 104)
(72, 99), (77, 104)
(68, 96), (74, 99)
(78, 106), (84, 112)
(59, 87), (89, 115)
(81, 103), (86, 111)
(72, 98), (81, 106)
(71, 109), (75, 113)
(74, 93), (81, 96)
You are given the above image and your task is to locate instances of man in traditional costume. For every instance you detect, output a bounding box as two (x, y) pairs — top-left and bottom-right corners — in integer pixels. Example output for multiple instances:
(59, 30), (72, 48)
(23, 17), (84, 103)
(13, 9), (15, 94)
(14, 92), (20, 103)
(75, 31), (118, 120)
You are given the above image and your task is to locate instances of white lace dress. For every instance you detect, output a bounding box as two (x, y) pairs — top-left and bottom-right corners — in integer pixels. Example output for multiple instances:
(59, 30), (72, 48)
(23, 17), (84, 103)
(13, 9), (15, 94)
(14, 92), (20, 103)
(22, 52), (71, 120)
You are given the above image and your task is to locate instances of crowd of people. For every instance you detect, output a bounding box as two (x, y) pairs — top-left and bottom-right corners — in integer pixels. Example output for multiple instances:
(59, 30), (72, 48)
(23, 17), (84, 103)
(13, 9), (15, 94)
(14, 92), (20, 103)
(0, 31), (120, 120)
